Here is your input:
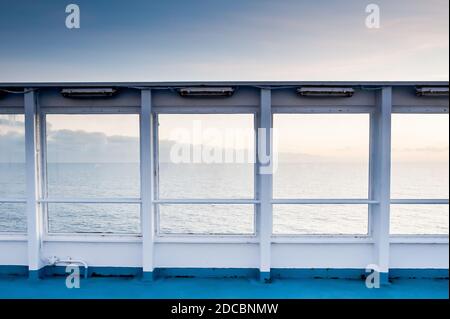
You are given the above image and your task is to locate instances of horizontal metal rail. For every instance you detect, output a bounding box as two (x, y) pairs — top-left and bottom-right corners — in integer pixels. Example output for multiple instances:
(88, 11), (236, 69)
(1, 81), (447, 87)
(273, 105), (375, 114)
(271, 199), (379, 205)
(390, 235), (449, 244)
(272, 235), (375, 244)
(38, 198), (142, 204)
(0, 198), (27, 204)
(8, 198), (448, 205)
(155, 235), (259, 244)
(390, 199), (449, 205)
(392, 105), (449, 114)
(153, 199), (260, 205)
(7, 198), (450, 205)
(41, 106), (140, 115)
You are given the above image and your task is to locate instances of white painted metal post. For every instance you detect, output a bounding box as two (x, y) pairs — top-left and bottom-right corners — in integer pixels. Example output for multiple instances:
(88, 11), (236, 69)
(369, 87), (392, 284)
(24, 89), (44, 279)
(140, 89), (155, 280)
(258, 89), (272, 282)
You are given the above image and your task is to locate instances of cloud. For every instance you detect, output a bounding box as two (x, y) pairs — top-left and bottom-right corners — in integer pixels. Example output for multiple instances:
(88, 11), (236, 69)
(0, 117), (25, 137)
(394, 147), (449, 153)
(46, 129), (140, 163)
(0, 127), (178, 163)
(0, 132), (25, 163)
(1, 125), (448, 164)
(0, 118), (24, 128)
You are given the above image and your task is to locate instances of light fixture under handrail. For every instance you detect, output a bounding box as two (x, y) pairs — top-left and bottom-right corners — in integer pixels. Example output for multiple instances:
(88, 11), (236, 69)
(415, 87), (449, 97)
(177, 87), (235, 97)
(297, 87), (355, 97)
(61, 88), (118, 98)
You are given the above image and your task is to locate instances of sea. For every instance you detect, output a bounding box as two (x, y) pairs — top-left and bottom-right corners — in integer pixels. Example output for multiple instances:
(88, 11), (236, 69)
(0, 162), (448, 236)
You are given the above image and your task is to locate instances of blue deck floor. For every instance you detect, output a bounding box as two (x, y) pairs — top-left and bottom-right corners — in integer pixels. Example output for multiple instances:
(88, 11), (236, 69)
(0, 276), (448, 299)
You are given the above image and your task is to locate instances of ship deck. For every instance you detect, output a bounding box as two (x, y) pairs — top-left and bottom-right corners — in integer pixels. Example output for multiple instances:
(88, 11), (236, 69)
(0, 276), (447, 299)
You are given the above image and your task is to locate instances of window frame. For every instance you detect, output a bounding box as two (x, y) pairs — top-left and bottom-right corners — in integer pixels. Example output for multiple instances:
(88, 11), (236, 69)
(153, 109), (259, 238)
(389, 108), (449, 238)
(0, 109), (27, 237)
(40, 108), (143, 239)
(271, 109), (375, 240)
(1, 91), (447, 244)
(271, 105), (449, 242)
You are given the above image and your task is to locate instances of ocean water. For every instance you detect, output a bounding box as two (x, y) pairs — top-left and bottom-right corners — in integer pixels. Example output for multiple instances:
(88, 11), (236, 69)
(0, 162), (448, 235)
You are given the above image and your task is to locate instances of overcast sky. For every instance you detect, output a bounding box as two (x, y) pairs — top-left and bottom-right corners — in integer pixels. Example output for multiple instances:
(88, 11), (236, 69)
(0, 0), (448, 82)
(0, 114), (448, 163)
(0, 1), (448, 163)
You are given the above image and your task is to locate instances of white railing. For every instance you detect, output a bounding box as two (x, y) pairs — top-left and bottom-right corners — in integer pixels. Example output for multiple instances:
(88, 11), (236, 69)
(0, 198), (26, 203)
(390, 199), (449, 205)
(0, 84), (448, 278)
(38, 198), (142, 204)
(272, 199), (379, 205)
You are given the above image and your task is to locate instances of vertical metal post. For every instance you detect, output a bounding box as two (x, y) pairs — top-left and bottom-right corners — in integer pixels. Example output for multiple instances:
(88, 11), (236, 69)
(369, 87), (392, 284)
(258, 89), (272, 282)
(140, 89), (155, 281)
(39, 113), (49, 235)
(24, 89), (43, 279)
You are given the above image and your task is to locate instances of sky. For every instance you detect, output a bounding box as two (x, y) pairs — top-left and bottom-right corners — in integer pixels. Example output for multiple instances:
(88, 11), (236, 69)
(392, 114), (449, 162)
(0, 0), (448, 82)
(0, 113), (448, 163)
(0, 1), (448, 163)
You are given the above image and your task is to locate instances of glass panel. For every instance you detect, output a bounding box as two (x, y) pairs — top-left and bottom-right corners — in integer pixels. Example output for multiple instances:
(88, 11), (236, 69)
(0, 203), (26, 233)
(273, 205), (368, 235)
(45, 115), (140, 198)
(158, 114), (255, 199)
(273, 114), (369, 199)
(47, 203), (140, 234)
(390, 205), (449, 235)
(47, 163), (139, 198)
(44, 115), (140, 234)
(158, 204), (254, 235)
(391, 114), (449, 199)
(0, 114), (25, 198)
